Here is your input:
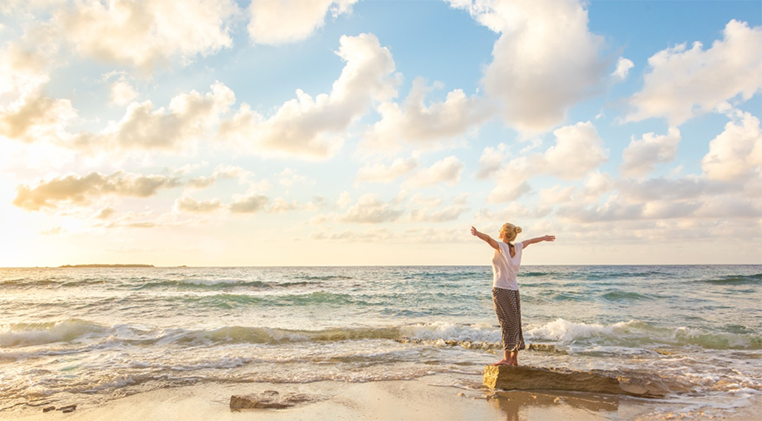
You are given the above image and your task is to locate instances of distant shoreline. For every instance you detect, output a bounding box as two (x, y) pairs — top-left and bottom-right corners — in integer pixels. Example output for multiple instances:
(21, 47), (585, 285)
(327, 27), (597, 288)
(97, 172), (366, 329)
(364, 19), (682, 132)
(59, 264), (156, 268)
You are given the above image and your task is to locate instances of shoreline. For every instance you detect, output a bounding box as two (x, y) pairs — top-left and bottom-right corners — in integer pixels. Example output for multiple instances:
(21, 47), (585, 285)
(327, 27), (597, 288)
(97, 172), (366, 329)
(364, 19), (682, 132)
(5, 374), (761, 421)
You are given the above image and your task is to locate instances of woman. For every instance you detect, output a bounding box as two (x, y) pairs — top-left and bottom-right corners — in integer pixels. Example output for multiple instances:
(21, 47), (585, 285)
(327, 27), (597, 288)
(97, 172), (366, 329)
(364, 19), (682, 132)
(471, 223), (555, 366)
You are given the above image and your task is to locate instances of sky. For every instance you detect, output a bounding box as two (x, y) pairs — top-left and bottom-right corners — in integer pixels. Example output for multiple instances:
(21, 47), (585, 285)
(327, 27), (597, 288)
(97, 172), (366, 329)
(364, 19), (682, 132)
(0, 0), (760, 267)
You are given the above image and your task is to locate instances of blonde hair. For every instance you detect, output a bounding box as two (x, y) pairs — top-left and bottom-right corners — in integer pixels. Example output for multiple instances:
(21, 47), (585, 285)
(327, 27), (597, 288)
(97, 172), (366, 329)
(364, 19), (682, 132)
(499, 222), (522, 243)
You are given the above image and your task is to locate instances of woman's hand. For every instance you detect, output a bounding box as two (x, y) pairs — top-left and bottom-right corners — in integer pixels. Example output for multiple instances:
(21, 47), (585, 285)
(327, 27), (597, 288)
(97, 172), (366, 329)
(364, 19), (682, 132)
(543, 235), (556, 242)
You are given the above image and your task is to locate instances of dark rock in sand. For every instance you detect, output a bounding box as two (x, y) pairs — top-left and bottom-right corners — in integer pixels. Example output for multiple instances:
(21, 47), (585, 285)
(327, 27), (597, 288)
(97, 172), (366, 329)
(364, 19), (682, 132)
(42, 406), (55, 413)
(58, 404), (77, 413)
(230, 390), (316, 410)
(483, 365), (668, 398)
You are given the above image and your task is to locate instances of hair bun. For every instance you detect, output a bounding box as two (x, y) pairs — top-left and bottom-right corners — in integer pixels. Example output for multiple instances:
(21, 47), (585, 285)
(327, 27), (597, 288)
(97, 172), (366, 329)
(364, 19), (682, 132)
(515, 226), (522, 234)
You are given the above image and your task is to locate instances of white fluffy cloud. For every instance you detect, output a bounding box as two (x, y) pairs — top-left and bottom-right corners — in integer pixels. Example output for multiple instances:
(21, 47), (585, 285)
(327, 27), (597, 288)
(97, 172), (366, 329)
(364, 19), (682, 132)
(174, 196), (223, 214)
(13, 171), (182, 211)
(341, 194), (402, 224)
(612, 57), (634, 81)
(58, 0), (237, 73)
(404, 156), (464, 189)
(218, 33), (397, 160)
(702, 109), (762, 182)
(620, 127), (681, 177)
(229, 194), (270, 214)
(483, 121), (607, 203)
(626, 20), (762, 125)
(451, 0), (607, 133)
(356, 157), (418, 184)
(0, 92), (77, 144)
(248, 0), (357, 45)
(74, 82), (235, 151)
(109, 78), (138, 106)
(362, 77), (493, 151)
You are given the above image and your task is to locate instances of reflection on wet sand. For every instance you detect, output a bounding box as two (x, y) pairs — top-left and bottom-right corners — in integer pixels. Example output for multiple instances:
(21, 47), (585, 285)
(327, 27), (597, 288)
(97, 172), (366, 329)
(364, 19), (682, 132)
(490, 390), (620, 421)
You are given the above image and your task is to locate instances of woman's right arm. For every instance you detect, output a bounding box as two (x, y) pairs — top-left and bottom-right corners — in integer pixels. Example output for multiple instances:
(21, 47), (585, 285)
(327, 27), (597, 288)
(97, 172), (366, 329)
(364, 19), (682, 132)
(471, 226), (499, 251)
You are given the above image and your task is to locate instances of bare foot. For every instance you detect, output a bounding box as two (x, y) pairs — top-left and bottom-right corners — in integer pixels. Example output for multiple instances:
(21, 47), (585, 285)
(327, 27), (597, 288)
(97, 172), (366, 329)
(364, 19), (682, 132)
(492, 359), (511, 366)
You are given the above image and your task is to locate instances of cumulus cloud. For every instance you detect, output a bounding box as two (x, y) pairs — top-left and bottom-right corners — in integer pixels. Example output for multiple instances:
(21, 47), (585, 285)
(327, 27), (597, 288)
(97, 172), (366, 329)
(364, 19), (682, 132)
(269, 197), (299, 213)
(481, 121), (607, 203)
(362, 77), (494, 151)
(702, 109), (762, 182)
(174, 196), (223, 214)
(94, 206), (116, 219)
(0, 92), (77, 143)
(57, 0), (237, 73)
(229, 194), (269, 214)
(620, 127), (681, 177)
(450, 0), (607, 133)
(218, 33), (397, 160)
(340, 194), (402, 223)
(542, 121), (609, 179)
(74, 82), (235, 151)
(476, 143), (509, 180)
(612, 57), (634, 81)
(405, 156), (464, 189)
(540, 185), (576, 205)
(356, 157), (418, 184)
(336, 191), (351, 209)
(109, 78), (138, 106)
(626, 20), (762, 125)
(13, 171), (182, 211)
(248, 0), (357, 45)
(486, 181), (532, 204)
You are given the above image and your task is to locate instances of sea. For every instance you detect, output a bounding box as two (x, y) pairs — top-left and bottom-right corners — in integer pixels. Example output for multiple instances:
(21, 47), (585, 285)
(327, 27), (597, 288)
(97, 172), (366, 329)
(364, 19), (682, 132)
(1, 265), (761, 418)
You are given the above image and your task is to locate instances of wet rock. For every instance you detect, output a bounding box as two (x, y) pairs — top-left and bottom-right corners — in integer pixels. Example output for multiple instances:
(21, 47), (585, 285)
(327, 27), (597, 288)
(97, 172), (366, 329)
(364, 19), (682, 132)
(527, 344), (568, 355)
(230, 390), (317, 410)
(483, 365), (668, 398)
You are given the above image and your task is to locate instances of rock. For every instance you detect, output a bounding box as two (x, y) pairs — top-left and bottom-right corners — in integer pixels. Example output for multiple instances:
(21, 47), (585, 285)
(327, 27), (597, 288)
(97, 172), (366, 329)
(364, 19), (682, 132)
(230, 390), (317, 410)
(483, 365), (668, 398)
(42, 406), (56, 413)
(527, 343), (568, 355)
(57, 404), (77, 413)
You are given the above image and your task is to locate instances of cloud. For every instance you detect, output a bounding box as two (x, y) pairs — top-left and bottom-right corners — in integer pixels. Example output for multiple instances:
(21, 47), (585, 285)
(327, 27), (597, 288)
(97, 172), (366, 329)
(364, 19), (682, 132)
(174, 196), (223, 214)
(486, 181), (532, 204)
(229, 194), (269, 214)
(336, 191), (351, 209)
(13, 171), (182, 211)
(40, 226), (63, 235)
(362, 77), (494, 151)
(94, 206), (116, 220)
(404, 156), (464, 189)
(218, 33), (397, 160)
(248, 0), (357, 45)
(57, 0), (238, 73)
(340, 194), (403, 223)
(542, 121), (609, 179)
(278, 168), (313, 188)
(0, 92), (77, 143)
(407, 203), (468, 223)
(612, 57), (634, 81)
(269, 197), (299, 213)
(625, 20), (762, 125)
(617, 176), (731, 203)
(109, 78), (138, 106)
(620, 127), (681, 177)
(702, 109), (762, 182)
(476, 143), (509, 180)
(74, 82), (235, 151)
(356, 157), (418, 184)
(540, 185), (576, 205)
(451, 0), (607, 133)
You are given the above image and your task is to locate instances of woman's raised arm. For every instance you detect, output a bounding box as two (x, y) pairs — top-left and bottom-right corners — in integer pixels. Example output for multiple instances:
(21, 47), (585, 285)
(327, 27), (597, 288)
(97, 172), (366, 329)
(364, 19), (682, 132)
(471, 226), (500, 251)
(522, 235), (556, 249)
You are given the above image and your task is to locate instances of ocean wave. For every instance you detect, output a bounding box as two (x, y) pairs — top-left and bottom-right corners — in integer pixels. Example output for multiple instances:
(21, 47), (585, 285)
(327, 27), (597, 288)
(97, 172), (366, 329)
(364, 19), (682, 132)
(526, 318), (762, 350)
(700, 273), (762, 285)
(0, 319), (107, 348)
(599, 291), (652, 301)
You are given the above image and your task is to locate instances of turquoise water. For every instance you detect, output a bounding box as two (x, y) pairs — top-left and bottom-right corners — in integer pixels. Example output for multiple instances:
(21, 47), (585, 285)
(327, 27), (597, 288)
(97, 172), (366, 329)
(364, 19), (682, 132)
(1, 265), (761, 415)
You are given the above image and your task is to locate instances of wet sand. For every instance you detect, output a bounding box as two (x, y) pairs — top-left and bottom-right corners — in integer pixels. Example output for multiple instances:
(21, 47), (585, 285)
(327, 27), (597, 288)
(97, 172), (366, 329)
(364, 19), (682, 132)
(6, 374), (761, 421)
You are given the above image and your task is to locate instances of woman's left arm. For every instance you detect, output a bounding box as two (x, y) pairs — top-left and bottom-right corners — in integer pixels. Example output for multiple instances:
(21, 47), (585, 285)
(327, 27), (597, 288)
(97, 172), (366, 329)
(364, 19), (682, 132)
(522, 235), (556, 249)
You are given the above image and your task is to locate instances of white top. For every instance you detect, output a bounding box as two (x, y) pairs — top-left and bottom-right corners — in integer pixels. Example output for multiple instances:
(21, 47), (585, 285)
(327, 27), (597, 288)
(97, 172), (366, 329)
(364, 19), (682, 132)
(492, 241), (523, 290)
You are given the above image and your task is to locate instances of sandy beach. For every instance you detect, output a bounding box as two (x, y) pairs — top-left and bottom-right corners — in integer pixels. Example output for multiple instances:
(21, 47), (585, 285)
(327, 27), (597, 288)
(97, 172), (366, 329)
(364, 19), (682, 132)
(6, 372), (761, 421)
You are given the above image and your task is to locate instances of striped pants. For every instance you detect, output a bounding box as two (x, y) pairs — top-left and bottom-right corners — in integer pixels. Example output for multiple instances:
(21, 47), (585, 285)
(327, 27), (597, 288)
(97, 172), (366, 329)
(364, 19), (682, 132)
(492, 287), (526, 352)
